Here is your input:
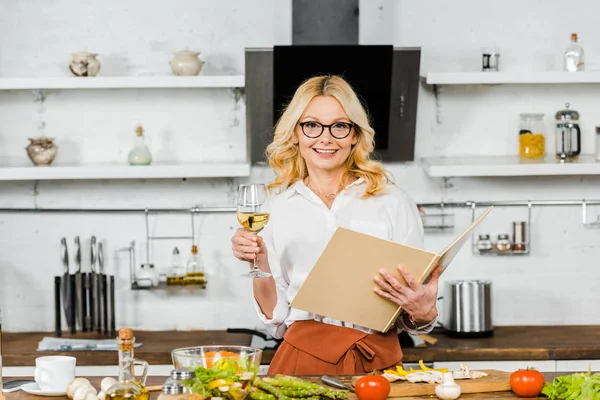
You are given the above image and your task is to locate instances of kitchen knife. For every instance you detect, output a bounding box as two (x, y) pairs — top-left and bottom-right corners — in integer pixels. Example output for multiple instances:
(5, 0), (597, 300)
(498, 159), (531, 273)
(60, 238), (71, 331)
(90, 236), (98, 332)
(97, 242), (105, 334)
(321, 376), (354, 392)
(54, 276), (61, 337)
(109, 275), (116, 336)
(74, 236), (83, 332)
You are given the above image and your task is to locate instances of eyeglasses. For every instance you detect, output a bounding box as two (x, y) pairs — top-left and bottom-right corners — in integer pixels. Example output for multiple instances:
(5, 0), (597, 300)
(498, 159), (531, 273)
(298, 121), (354, 139)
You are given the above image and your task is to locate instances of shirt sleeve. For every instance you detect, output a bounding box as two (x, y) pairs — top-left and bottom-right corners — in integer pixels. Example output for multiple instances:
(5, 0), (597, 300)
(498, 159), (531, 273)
(390, 187), (435, 334)
(391, 188), (425, 248)
(251, 213), (291, 340)
(396, 313), (438, 335)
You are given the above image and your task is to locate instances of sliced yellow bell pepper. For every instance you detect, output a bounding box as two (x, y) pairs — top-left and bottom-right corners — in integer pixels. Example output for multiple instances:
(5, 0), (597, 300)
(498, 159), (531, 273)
(208, 379), (233, 390)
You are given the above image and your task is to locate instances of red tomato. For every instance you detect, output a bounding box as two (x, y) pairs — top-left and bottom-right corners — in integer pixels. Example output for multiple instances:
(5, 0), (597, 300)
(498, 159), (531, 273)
(510, 368), (545, 398)
(355, 375), (391, 400)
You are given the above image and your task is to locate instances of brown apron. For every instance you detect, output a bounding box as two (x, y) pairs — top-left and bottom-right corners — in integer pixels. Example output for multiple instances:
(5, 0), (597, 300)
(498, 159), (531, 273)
(267, 320), (403, 375)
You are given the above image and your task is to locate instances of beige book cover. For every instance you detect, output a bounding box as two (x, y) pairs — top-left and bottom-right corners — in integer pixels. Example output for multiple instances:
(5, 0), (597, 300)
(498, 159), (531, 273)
(290, 207), (493, 332)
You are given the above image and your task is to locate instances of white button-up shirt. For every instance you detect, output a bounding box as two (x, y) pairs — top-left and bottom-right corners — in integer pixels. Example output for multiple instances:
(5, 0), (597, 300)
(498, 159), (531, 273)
(252, 178), (429, 339)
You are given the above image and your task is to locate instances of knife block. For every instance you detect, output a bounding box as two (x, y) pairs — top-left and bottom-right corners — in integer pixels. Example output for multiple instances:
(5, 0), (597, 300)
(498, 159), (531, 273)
(54, 273), (116, 337)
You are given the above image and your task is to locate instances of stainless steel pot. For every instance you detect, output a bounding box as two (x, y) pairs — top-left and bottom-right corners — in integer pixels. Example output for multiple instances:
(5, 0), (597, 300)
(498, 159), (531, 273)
(443, 280), (493, 338)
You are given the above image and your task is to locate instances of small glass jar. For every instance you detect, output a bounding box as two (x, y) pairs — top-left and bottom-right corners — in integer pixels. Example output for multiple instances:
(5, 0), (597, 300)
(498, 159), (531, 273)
(157, 382), (187, 400)
(476, 234), (493, 253)
(495, 234), (512, 252)
(519, 113), (545, 159)
(158, 370), (199, 400)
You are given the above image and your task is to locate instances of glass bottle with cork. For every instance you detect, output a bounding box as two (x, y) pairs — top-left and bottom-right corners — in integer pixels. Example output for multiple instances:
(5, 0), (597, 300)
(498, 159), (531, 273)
(105, 328), (149, 400)
(185, 245), (206, 287)
(128, 125), (152, 166)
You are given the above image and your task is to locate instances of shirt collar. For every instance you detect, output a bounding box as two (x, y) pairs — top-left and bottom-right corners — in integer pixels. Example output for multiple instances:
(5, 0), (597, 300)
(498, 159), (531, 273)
(284, 177), (365, 199)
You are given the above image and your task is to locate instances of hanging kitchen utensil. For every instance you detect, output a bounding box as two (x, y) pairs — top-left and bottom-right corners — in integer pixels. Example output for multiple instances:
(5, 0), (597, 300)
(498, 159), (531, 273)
(74, 236), (83, 332)
(60, 238), (72, 331)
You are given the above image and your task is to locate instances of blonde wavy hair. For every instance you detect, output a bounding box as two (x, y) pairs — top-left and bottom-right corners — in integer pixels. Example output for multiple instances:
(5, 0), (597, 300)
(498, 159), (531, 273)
(266, 75), (391, 198)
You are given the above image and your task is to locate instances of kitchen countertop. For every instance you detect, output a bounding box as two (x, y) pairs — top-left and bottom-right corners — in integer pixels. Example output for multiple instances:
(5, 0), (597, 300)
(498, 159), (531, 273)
(401, 325), (600, 363)
(3, 325), (600, 366)
(1, 373), (569, 399)
(1, 330), (254, 366)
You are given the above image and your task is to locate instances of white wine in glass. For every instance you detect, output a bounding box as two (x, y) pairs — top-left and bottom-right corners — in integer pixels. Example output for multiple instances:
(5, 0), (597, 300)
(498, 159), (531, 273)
(237, 184), (271, 278)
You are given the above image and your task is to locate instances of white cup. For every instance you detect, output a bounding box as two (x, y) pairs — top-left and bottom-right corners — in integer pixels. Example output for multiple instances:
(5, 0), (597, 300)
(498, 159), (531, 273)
(34, 356), (76, 392)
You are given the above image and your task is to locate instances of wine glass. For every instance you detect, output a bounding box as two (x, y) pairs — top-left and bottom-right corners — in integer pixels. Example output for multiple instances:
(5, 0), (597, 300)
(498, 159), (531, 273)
(237, 184), (271, 278)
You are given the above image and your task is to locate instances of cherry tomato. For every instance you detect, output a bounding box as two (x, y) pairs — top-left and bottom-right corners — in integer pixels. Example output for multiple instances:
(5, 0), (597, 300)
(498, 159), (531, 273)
(510, 368), (545, 398)
(355, 375), (391, 400)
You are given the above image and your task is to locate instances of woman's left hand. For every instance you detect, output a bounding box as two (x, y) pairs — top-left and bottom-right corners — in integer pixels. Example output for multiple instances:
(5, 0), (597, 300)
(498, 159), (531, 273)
(374, 265), (442, 324)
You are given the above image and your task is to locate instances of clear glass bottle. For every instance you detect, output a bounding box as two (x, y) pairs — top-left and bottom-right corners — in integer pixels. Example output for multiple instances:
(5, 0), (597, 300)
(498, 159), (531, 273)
(105, 328), (149, 400)
(128, 125), (152, 166)
(167, 247), (186, 286)
(518, 113), (545, 159)
(185, 245), (206, 287)
(564, 33), (585, 72)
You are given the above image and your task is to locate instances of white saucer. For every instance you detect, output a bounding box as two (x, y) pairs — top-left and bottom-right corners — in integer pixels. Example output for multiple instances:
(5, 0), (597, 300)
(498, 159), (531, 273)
(21, 383), (66, 397)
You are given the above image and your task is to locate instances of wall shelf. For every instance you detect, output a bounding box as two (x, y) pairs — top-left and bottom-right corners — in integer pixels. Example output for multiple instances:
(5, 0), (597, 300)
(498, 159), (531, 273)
(421, 71), (600, 85)
(0, 75), (245, 90)
(422, 155), (600, 177)
(0, 162), (251, 181)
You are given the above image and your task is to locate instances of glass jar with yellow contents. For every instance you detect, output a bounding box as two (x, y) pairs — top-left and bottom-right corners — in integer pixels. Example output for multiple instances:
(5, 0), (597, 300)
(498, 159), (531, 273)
(519, 113), (546, 159)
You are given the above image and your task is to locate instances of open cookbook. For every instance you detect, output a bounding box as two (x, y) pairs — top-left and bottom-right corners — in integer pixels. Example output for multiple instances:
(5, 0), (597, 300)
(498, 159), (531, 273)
(291, 207), (493, 332)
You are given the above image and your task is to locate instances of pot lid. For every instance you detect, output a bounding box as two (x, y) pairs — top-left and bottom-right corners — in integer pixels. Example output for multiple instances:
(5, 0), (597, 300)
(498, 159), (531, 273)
(555, 102), (580, 120)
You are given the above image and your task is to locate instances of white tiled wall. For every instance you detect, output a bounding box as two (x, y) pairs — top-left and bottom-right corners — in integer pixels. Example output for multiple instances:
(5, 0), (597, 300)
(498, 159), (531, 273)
(1, 0), (600, 334)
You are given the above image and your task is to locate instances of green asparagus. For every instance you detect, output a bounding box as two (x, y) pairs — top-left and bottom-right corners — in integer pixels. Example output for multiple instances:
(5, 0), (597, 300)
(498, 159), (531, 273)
(255, 376), (349, 400)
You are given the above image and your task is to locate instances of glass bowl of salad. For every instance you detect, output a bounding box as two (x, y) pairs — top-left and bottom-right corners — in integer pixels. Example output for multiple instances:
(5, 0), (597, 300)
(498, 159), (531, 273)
(171, 346), (263, 400)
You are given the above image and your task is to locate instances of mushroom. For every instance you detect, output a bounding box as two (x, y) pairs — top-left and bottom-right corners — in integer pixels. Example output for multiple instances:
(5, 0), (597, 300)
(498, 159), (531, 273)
(100, 377), (117, 393)
(73, 384), (97, 400)
(97, 391), (106, 400)
(67, 378), (92, 399)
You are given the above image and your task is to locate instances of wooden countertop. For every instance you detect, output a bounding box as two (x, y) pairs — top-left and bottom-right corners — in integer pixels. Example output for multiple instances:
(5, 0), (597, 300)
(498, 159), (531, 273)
(1, 373), (568, 400)
(4, 325), (600, 367)
(401, 325), (600, 363)
(2, 330), (253, 366)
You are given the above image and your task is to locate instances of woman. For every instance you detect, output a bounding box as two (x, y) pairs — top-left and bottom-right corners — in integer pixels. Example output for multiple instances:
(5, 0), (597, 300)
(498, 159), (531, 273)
(231, 75), (440, 375)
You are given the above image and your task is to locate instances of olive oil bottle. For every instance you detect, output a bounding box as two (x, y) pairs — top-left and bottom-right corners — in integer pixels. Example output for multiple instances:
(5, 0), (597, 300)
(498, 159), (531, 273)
(184, 245), (206, 287)
(105, 328), (149, 400)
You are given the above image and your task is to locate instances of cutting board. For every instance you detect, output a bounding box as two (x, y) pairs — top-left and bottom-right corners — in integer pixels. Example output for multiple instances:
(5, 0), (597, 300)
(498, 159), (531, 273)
(352, 370), (511, 397)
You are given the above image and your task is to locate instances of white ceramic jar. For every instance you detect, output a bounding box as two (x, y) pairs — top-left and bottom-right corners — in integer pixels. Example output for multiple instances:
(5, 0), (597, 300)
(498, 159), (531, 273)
(169, 51), (204, 76)
(69, 52), (101, 77)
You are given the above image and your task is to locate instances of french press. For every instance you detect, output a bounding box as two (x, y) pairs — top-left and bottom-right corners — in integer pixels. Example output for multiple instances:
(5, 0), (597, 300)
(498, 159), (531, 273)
(555, 102), (581, 161)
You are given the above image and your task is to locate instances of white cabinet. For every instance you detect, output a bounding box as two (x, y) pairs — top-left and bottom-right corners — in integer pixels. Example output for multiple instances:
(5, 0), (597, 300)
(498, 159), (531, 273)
(556, 360), (600, 372)
(433, 360), (557, 372)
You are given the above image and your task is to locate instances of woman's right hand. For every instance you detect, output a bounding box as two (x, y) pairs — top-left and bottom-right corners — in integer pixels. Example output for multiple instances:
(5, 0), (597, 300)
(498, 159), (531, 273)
(231, 228), (270, 270)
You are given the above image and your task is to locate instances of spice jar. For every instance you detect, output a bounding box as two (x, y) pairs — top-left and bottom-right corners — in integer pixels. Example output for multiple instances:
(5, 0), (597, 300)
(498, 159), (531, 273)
(476, 234), (493, 253)
(512, 222), (527, 252)
(157, 382), (187, 400)
(158, 369), (198, 400)
(495, 234), (512, 252)
(518, 113), (545, 159)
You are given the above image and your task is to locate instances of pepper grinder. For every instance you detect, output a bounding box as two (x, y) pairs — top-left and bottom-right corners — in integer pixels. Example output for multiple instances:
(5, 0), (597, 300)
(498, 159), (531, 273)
(127, 125), (152, 166)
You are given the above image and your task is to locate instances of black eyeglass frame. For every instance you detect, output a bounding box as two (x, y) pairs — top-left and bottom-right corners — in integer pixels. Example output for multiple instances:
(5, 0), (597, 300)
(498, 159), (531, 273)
(298, 121), (355, 139)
